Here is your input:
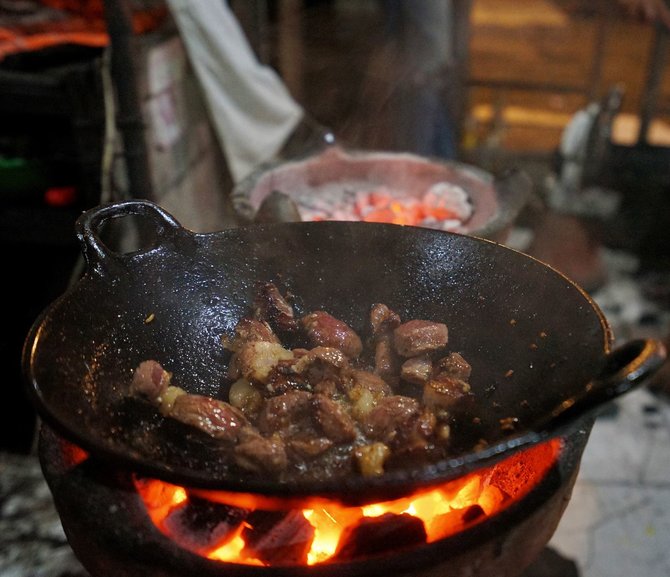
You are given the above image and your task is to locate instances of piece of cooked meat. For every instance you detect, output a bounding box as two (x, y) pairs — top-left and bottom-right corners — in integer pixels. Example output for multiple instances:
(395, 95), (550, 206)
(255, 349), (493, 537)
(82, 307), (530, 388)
(393, 320), (448, 357)
(130, 359), (172, 402)
(300, 311), (363, 358)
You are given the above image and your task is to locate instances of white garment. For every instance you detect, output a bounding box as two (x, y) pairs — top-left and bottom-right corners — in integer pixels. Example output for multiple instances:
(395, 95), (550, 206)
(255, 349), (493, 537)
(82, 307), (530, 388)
(165, 0), (304, 183)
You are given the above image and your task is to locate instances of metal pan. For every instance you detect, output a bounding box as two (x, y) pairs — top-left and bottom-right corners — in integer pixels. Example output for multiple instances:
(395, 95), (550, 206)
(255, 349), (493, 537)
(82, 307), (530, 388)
(23, 200), (666, 502)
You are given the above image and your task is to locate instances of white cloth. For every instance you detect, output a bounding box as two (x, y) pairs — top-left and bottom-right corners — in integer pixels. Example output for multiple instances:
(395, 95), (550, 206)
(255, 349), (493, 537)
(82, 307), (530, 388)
(165, 0), (304, 183)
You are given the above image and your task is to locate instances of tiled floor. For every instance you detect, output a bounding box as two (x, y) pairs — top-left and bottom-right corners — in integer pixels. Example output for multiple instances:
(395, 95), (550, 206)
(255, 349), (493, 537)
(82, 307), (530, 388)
(550, 386), (670, 577)
(547, 249), (670, 577)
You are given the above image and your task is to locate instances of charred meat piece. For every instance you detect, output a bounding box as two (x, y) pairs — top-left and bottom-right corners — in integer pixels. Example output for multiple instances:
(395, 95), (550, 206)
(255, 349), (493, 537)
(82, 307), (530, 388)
(300, 311), (363, 358)
(343, 368), (392, 397)
(384, 409), (440, 469)
(393, 320), (448, 357)
(253, 282), (300, 335)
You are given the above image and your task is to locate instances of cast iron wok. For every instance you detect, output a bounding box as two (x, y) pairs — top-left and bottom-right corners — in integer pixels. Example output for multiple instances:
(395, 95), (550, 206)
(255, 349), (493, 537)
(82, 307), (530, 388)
(23, 200), (666, 502)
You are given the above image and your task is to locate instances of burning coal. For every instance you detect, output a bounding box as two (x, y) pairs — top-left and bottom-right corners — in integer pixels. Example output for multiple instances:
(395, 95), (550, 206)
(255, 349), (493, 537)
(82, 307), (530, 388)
(135, 438), (561, 567)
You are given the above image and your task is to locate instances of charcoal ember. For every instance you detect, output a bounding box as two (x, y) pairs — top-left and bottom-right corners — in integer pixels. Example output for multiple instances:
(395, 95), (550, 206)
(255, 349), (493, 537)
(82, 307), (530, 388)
(429, 504), (485, 538)
(242, 510), (315, 565)
(163, 496), (249, 552)
(334, 512), (427, 561)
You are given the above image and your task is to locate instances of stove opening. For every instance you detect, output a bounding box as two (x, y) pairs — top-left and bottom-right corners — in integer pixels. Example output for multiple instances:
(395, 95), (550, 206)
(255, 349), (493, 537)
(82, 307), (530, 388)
(134, 438), (561, 567)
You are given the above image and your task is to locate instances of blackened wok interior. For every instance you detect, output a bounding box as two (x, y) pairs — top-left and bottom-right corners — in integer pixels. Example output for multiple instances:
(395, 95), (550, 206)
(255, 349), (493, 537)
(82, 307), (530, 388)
(24, 214), (613, 499)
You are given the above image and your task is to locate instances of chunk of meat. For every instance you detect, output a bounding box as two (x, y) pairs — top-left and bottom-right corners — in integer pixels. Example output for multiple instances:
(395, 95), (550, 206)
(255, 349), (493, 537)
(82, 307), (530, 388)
(374, 335), (399, 383)
(168, 394), (251, 442)
(369, 304), (401, 382)
(287, 434), (334, 458)
(423, 375), (472, 412)
(435, 352), (472, 381)
(301, 311), (363, 358)
(253, 282), (299, 334)
(291, 346), (348, 375)
(362, 395), (421, 442)
(344, 369), (392, 397)
(393, 320), (448, 357)
(369, 303), (401, 337)
(130, 360), (171, 401)
(223, 318), (279, 352)
(229, 341), (294, 384)
(234, 432), (288, 475)
(344, 369), (392, 422)
(400, 355), (434, 385)
(384, 409), (442, 470)
(313, 394), (358, 443)
(257, 390), (313, 436)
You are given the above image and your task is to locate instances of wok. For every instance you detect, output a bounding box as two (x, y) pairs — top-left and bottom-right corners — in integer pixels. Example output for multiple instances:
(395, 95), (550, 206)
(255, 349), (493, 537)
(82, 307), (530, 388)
(23, 200), (666, 503)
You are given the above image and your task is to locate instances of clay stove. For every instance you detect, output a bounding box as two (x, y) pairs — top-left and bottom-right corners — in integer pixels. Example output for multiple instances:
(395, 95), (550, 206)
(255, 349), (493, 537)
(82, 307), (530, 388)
(38, 418), (592, 577)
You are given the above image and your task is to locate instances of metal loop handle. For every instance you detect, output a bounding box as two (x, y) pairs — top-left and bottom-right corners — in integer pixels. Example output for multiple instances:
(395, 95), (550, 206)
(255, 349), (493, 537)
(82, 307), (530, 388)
(75, 200), (184, 272)
(545, 338), (667, 432)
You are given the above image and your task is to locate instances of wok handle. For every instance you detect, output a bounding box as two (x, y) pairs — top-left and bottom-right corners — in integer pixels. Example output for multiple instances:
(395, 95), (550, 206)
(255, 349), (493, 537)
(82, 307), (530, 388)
(547, 338), (667, 430)
(75, 200), (184, 271)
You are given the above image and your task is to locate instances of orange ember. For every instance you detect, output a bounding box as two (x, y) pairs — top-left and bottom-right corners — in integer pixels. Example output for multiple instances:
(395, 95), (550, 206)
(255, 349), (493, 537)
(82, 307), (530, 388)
(358, 191), (459, 226)
(134, 439), (562, 567)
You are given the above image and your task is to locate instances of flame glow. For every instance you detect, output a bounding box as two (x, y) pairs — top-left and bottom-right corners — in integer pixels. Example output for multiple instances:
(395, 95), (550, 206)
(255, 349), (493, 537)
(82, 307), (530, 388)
(134, 439), (561, 567)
